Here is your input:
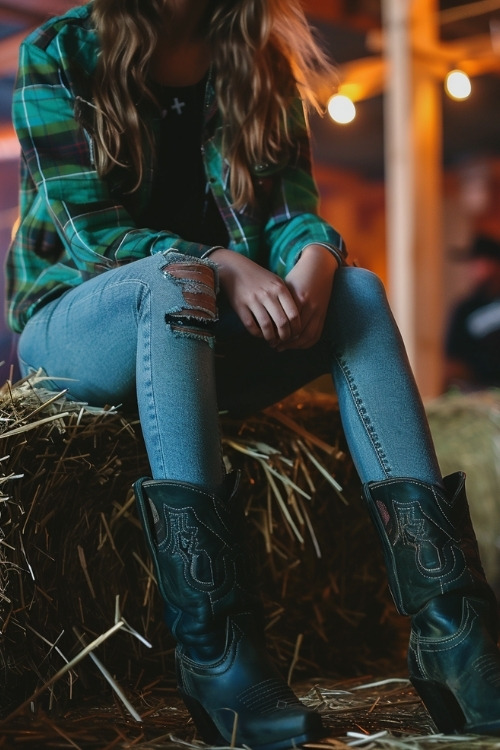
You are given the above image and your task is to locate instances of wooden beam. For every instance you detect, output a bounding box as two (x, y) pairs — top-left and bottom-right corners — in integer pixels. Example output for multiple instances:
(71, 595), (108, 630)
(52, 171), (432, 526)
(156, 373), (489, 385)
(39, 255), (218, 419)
(0, 123), (19, 162)
(338, 57), (386, 100)
(0, 28), (35, 76)
(0, 0), (76, 17)
(302, 0), (344, 23)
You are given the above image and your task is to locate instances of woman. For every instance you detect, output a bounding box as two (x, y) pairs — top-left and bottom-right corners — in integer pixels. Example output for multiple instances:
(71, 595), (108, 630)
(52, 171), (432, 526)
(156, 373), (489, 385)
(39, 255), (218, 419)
(7, 0), (500, 746)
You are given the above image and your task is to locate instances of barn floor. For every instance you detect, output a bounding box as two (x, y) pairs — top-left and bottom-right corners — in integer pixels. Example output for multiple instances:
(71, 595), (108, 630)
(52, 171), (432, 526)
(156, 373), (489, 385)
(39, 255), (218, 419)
(1, 675), (499, 749)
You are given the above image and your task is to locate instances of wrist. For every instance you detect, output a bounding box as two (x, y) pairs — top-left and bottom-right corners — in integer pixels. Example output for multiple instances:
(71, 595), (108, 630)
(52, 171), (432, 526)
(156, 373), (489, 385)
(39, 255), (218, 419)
(201, 245), (226, 259)
(299, 242), (345, 269)
(300, 244), (339, 268)
(204, 247), (231, 264)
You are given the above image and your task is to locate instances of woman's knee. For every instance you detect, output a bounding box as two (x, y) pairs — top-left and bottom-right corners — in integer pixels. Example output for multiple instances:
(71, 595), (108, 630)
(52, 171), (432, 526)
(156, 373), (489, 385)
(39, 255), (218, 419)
(158, 253), (218, 329)
(131, 253), (217, 330)
(334, 266), (388, 307)
(103, 253), (218, 340)
(325, 266), (394, 338)
(335, 266), (391, 317)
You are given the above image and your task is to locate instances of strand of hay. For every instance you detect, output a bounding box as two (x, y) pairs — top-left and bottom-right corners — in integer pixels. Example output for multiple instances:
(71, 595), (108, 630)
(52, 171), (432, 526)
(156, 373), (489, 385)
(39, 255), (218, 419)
(2, 676), (500, 748)
(0, 374), (403, 721)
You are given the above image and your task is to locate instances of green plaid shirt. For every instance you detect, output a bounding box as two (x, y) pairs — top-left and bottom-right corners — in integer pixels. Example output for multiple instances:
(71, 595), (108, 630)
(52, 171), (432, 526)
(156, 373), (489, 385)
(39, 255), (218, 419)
(6, 2), (346, 333)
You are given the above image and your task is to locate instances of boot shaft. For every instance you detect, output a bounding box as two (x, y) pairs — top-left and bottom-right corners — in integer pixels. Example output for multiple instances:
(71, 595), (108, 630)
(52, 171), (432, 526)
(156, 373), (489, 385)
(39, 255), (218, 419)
(363, 472), (494, 616)
(134, 472), (261, 660)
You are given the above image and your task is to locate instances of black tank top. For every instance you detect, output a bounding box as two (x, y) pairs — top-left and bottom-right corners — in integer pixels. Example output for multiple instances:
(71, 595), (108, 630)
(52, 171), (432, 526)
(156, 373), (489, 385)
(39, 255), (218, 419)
(141, 76), (229, 247)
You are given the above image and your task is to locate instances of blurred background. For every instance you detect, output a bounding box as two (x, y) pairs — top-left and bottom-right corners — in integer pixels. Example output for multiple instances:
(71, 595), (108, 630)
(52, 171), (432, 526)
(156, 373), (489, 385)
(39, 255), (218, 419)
(0, 0), (500, 398)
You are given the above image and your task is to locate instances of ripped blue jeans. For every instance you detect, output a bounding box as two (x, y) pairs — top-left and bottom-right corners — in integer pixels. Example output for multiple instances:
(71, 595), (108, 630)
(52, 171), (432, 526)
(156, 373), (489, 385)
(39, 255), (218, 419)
(18, 252), (442, 489)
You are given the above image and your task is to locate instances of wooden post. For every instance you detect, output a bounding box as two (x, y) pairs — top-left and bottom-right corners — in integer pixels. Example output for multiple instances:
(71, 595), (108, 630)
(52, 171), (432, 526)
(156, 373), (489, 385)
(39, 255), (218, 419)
(381, 0), (416, 368)
(411, 0), (444, 398)
(382, 0), (443, 398)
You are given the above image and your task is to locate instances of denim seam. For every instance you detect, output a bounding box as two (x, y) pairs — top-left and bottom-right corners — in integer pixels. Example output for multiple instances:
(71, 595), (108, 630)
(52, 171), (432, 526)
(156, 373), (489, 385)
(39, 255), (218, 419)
(334, 351), (392, 477)
(139, 284), (168, 479)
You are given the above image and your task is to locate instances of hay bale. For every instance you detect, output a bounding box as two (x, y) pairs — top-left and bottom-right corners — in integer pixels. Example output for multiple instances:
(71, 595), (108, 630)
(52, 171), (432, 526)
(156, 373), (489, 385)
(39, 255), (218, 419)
(426, 389), (500, 597)
(0, 376), (401, 717)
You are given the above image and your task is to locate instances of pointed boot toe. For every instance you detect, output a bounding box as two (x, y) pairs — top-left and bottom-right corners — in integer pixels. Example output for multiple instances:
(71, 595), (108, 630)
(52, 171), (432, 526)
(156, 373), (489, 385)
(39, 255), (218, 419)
(409, 594), (500, 736)
(176, 620), (326, 749)
(134, 474), (326, 749)
(364, 472), (500, 735)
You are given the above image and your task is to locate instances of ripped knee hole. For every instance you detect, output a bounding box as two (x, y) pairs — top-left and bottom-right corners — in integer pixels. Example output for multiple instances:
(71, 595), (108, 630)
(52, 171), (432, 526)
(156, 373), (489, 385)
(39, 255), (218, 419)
(162, 261), (217, 337)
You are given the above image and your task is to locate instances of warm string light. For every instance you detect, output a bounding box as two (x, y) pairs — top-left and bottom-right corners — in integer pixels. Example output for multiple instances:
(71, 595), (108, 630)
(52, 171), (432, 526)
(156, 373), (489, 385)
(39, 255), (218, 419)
(328, 67), (471, 126)
(327, 93), (356, 124)
(444, 69), (472, 100)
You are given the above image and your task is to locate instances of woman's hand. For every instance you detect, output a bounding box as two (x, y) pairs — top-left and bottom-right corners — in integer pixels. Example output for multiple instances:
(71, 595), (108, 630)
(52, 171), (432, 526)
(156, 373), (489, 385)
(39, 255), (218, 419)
(209, 249), (302, 346)
(280, 244), (338, 350)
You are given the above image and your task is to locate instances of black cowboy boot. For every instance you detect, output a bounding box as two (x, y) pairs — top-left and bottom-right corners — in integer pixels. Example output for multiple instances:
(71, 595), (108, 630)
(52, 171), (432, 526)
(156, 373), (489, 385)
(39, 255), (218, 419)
(134, 472), (325, 750)
(363, 471), (500, 735)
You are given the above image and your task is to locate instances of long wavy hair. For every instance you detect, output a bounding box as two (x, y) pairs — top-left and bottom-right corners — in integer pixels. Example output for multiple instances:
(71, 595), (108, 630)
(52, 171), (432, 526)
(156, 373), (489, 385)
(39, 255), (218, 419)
(91, 0), (337, 208)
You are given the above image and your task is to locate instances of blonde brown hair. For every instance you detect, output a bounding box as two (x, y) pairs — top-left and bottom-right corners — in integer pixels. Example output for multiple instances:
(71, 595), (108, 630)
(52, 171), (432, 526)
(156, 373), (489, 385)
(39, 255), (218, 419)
(91, 0), (337, 208)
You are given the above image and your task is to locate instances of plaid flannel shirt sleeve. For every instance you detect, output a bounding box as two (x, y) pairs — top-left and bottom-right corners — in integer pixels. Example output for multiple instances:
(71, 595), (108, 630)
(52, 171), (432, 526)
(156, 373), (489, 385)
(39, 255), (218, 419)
(264, 100), (346, 277)
(7, 35), (216, 331)
(11, 39), (213, 270)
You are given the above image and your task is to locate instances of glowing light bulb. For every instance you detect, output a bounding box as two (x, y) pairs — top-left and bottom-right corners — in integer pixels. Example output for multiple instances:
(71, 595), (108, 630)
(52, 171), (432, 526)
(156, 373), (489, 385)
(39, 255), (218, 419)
(327, 94), (356, 124)
(445, 69), (471, 100)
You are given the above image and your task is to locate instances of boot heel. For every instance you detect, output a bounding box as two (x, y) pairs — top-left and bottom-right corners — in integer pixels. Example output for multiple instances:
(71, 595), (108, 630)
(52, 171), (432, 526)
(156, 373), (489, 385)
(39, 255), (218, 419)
(178, 689), (227, 745)
(136, 476), (326, 748)
(411, 677), (466, 734)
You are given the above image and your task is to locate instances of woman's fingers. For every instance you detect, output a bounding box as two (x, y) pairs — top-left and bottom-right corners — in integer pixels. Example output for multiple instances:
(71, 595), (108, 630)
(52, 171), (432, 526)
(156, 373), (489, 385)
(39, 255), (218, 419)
(251, 288), (301, 344)
(211, 249), (302, 343)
